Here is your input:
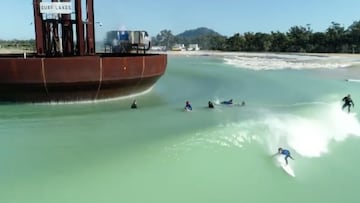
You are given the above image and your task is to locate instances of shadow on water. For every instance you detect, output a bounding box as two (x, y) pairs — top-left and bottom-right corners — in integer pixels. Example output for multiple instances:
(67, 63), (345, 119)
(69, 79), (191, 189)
(0, 90), (168, 120)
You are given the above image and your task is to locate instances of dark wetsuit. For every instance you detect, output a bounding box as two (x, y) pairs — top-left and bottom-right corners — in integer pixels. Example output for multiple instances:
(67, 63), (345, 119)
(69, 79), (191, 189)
(280, 149), (293, 165)
(221, 100), (233, 105)
(208, 102), (214, 108)
(185, 104), (192, 111)
(342, 96), (354, 113)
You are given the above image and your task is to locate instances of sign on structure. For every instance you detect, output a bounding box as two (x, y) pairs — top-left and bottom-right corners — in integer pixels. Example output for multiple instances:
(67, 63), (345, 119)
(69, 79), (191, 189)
(40, 2), (72, 14)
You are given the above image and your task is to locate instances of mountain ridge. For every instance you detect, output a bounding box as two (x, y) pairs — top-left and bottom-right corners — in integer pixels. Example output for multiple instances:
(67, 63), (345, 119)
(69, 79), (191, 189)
(176, 27), (223, 39)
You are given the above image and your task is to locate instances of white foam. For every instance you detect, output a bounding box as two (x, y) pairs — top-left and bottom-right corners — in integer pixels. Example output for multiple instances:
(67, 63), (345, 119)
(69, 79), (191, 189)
(223, 53), (358, 70)
(264, 103), (360, 158)
(171, 102), (360, 159)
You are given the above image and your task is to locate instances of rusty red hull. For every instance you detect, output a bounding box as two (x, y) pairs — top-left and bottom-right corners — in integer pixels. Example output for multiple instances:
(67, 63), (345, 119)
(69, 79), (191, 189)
(0, 54), (167, 102)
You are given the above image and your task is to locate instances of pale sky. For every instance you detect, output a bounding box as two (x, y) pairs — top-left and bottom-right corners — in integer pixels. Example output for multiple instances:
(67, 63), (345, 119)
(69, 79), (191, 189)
(0, 0), (359, 40)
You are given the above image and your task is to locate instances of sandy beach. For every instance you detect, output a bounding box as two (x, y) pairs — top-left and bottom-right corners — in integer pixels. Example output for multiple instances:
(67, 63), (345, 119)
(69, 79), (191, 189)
(0, 47), (35, 54)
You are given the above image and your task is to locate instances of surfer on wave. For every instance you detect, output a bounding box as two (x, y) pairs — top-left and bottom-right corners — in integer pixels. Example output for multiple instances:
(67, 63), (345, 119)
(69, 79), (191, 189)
(273, 147), (294, 165)
(342, 94), (354, 113)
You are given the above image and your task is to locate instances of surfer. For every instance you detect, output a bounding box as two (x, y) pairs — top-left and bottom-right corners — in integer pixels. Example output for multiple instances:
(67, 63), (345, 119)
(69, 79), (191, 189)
(274, 147), (294, 165)
(184, 101), (192, 111)
(208, 101), (214, 108)
(342, 94), (354, 113)
(221, 99), (233, 105)
(131, 99), (137, 109)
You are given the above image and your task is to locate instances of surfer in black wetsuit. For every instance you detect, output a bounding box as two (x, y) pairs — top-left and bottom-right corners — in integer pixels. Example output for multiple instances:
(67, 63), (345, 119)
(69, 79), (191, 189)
(131, 99), (137, 109)
(342, 94), (354, 113)
(208, 101), (214, 108)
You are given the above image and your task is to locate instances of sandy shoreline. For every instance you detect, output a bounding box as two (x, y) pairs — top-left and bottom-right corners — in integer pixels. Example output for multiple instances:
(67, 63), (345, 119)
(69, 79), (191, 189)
(0, 48), (35, 54)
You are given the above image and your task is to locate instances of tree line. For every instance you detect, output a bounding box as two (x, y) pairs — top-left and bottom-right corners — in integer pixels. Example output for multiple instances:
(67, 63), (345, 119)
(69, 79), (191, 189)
(0, 39), (35, 51)
(2, 20), (360, 54)
(152, 21), (360, 53)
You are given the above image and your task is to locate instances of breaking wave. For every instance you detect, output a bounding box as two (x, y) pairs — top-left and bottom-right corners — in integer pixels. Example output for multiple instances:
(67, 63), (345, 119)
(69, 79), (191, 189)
(263, 103), (360, 157)
(175, 102), (360, 159)
(223, 53), (358, 70)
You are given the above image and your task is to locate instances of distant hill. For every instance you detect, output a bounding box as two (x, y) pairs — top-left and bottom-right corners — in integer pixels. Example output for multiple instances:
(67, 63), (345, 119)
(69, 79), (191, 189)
(173, 27), (224, 50)
(176, 27), (222, 39)
(151, 27), (225, 50)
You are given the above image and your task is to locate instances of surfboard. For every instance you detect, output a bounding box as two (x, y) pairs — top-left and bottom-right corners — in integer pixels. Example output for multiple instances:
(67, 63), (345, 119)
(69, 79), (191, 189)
(184, 107), (192, 112)
(276, 156), (295, 177)
(346, 79), (360, 83)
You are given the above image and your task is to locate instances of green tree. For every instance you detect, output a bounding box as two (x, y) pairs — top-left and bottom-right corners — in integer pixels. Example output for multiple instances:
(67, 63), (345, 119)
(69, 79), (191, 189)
(325, 22), (347, 52)
(286, 25), (312, 52)
(208, 35), (227, 50)
(309, 32), (328, 53)
(152, 30), (175, 50)
(347, 20), (360, 53)
(225, 33), (245, 51)
(243, 32), (256, 51)
(269, 31), (289, 52)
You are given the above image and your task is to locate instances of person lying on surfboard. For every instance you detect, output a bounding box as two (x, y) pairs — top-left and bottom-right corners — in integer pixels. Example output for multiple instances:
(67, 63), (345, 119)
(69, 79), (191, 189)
(273, 147), (294, 165)
(220, 99), (233, 105)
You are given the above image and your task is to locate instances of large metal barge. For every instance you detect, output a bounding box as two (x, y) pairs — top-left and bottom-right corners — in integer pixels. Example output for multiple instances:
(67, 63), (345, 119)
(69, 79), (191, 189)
(0, 0), (167, 102)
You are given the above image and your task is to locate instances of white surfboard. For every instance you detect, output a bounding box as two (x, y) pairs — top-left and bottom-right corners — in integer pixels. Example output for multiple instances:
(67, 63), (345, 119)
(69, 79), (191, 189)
(346, 79), (360, 83)
(184, 107), (192, 112)
(276, 156), (295, 177)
